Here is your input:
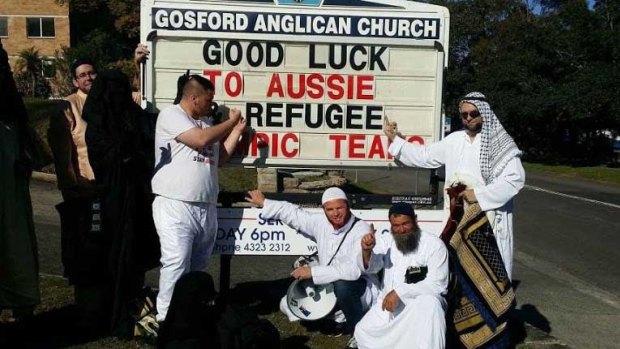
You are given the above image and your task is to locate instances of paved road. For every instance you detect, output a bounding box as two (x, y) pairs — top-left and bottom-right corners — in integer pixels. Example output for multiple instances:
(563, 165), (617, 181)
(513, 173), (620, 349)
(30, 169), (620, 348)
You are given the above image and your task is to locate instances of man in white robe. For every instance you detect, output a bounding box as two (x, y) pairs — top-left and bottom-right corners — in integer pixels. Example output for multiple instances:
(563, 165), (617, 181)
(384, 92), (525, 279)
(246, 187), (376, 348)
(355, 202), (449, 349)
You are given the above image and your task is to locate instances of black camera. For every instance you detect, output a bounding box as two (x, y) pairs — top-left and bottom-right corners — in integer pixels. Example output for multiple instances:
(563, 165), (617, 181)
(405, 265), (428, 284)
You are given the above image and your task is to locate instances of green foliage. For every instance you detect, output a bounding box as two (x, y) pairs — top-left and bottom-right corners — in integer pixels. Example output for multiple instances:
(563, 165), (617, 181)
(14, 47), (51, 98)
(433, 0), (619, 165)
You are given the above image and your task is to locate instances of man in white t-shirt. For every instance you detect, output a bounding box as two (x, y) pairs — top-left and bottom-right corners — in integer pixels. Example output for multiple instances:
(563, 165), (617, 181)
(150, 74), (246, 324)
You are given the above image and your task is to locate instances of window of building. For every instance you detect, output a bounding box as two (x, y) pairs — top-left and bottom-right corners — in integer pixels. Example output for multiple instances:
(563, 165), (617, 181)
(26, 17), (55, 38)
(0, 17), (8, 37)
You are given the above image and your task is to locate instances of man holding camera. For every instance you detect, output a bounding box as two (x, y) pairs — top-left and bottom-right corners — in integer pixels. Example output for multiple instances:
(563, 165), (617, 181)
(354, 203), (449, 349)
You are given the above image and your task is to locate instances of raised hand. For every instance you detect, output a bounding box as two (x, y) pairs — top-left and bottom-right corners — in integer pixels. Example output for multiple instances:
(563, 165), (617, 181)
(383, 116), (401, 141)
(228, 108), (242, 124)
(134, 43), (150, 64)
(361, 223), (376, 251)
(233, 116), (247, 133)
(245, 189), (266, 207)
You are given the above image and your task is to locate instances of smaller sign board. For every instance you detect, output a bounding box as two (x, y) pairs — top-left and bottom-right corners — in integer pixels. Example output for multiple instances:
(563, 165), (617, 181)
(214, 207), (446, 255)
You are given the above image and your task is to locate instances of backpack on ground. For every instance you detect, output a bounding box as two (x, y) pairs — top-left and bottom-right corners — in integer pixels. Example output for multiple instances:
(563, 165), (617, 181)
(217, 303), (280, 349)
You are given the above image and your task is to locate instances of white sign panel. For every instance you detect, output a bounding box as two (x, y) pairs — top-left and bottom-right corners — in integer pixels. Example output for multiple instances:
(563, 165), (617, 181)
(142, 0), (449, 168)
(214, 207), (446, 255)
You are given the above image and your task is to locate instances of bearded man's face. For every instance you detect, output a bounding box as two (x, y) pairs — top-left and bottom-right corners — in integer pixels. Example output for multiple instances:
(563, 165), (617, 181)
(389, 214), (420, 254)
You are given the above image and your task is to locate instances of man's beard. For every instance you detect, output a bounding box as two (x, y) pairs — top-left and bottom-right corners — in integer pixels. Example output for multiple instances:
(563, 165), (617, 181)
(392, 228), (420, 254)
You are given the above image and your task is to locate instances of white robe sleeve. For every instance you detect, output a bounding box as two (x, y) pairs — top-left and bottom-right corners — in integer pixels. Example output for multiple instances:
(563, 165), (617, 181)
(388, 136), (447, 169)
(474, 157), (525, 211)
(394, 241), (449, 300)
(363, 233), (389, 274)
(261, 199), (320, 241)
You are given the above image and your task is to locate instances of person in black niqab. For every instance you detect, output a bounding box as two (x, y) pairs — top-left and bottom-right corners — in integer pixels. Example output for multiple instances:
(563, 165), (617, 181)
(157, 271), (220, 349)
(0, 38), (40, 323)
(83, 69), (160, 337)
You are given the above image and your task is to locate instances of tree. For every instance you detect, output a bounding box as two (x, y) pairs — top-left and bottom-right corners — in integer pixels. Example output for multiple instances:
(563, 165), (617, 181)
(14, 47), (43, 97)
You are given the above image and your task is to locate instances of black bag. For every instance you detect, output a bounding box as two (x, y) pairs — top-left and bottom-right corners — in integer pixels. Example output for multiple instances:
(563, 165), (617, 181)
(217, 303), (280, 349)
(405, 265), (428, 284)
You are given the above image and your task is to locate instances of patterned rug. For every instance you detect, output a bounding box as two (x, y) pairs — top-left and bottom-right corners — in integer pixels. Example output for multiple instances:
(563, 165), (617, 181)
(448, 203), (514, 349)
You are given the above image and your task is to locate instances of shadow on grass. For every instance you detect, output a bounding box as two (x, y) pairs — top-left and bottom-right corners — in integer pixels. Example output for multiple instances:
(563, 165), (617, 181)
(281, 335), (312, 349)
(0, 304), (112, 349)
(225, 278), (343, 348)
(225, 277), (291, 315)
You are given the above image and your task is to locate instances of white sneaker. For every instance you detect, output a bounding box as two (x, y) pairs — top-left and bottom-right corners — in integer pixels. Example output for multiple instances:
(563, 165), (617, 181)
(346, 336), (358, 349)
(134, 313), (159, 339)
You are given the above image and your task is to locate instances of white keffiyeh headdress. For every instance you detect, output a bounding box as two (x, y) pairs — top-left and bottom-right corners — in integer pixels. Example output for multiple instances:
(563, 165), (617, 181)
(460, 92), (522, 185)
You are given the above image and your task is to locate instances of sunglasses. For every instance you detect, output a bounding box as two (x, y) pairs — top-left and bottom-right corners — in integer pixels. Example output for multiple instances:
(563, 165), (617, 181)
(460, 110), (481, 119)
(76, 71), (97, 80)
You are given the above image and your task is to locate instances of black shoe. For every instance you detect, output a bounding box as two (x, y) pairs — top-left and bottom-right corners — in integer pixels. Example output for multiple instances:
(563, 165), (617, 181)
(326, 321), (346, 337)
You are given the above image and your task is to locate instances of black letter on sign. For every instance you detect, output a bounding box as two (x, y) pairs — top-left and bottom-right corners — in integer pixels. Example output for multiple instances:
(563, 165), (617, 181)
(346, 105), (364, 129)
(266, 103), (284, 127)
(305, 103), (323, 128)
(369, 46), (387, 71)
(226, 41), (243, 66)
(247, 42), (263, 68)
(266, 43), (284, 67)
(366, 105), (383, 129)
(203, 39), (221, 65)
(350, 45), (367, 71)
(246, 103), (264, 127)
(309, 44), (326, 69)
(329, 44), (346, 70)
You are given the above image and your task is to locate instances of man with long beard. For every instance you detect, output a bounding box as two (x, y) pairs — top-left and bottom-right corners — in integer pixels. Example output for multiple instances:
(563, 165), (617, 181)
(354, 203), (448, 349)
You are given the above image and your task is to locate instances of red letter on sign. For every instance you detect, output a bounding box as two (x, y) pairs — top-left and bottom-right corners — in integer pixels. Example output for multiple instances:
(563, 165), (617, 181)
(329, 134), (347, 159)
(357, 75), (374, 100)
(348, 134), (366, 158)
(407, 136), (425, 145)
(203, 70), (222, 89)
(287, 74), (306, 99)
(367, 135), (386, 159)
(250, 132), (270, 157)
(266, 73), (284, 98)
(281, 133), (299, 158)
(224, 72), (243, 97)
(327, 74), (345, 100)
(306, 74), (324, 100)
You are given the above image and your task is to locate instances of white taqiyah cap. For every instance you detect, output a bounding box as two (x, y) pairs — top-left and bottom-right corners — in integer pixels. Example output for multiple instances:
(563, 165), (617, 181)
(321, 187), (348, 205)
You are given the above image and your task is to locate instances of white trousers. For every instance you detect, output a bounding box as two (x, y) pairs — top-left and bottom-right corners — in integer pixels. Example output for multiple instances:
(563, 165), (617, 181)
(355, 294), (447, 349)
(153, 196), (217, 322)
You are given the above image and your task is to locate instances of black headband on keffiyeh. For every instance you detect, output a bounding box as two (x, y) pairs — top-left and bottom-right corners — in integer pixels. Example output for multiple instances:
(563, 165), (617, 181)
(459, 92), (522, 184)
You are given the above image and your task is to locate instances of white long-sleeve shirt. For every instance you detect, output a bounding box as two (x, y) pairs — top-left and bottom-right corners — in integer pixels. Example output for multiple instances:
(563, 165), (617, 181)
(388, 132), (525, 278)
(261, 199), (370, 285)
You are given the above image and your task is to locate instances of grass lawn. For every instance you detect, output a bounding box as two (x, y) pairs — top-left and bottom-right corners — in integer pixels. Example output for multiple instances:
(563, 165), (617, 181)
(0, 275), (541, 349)
(0, 275), (350, 349)
(524, 162), (620, 185)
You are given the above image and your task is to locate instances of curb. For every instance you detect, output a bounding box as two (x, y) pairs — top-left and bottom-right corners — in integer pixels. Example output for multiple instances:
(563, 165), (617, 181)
(32, 171), (57, 183)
